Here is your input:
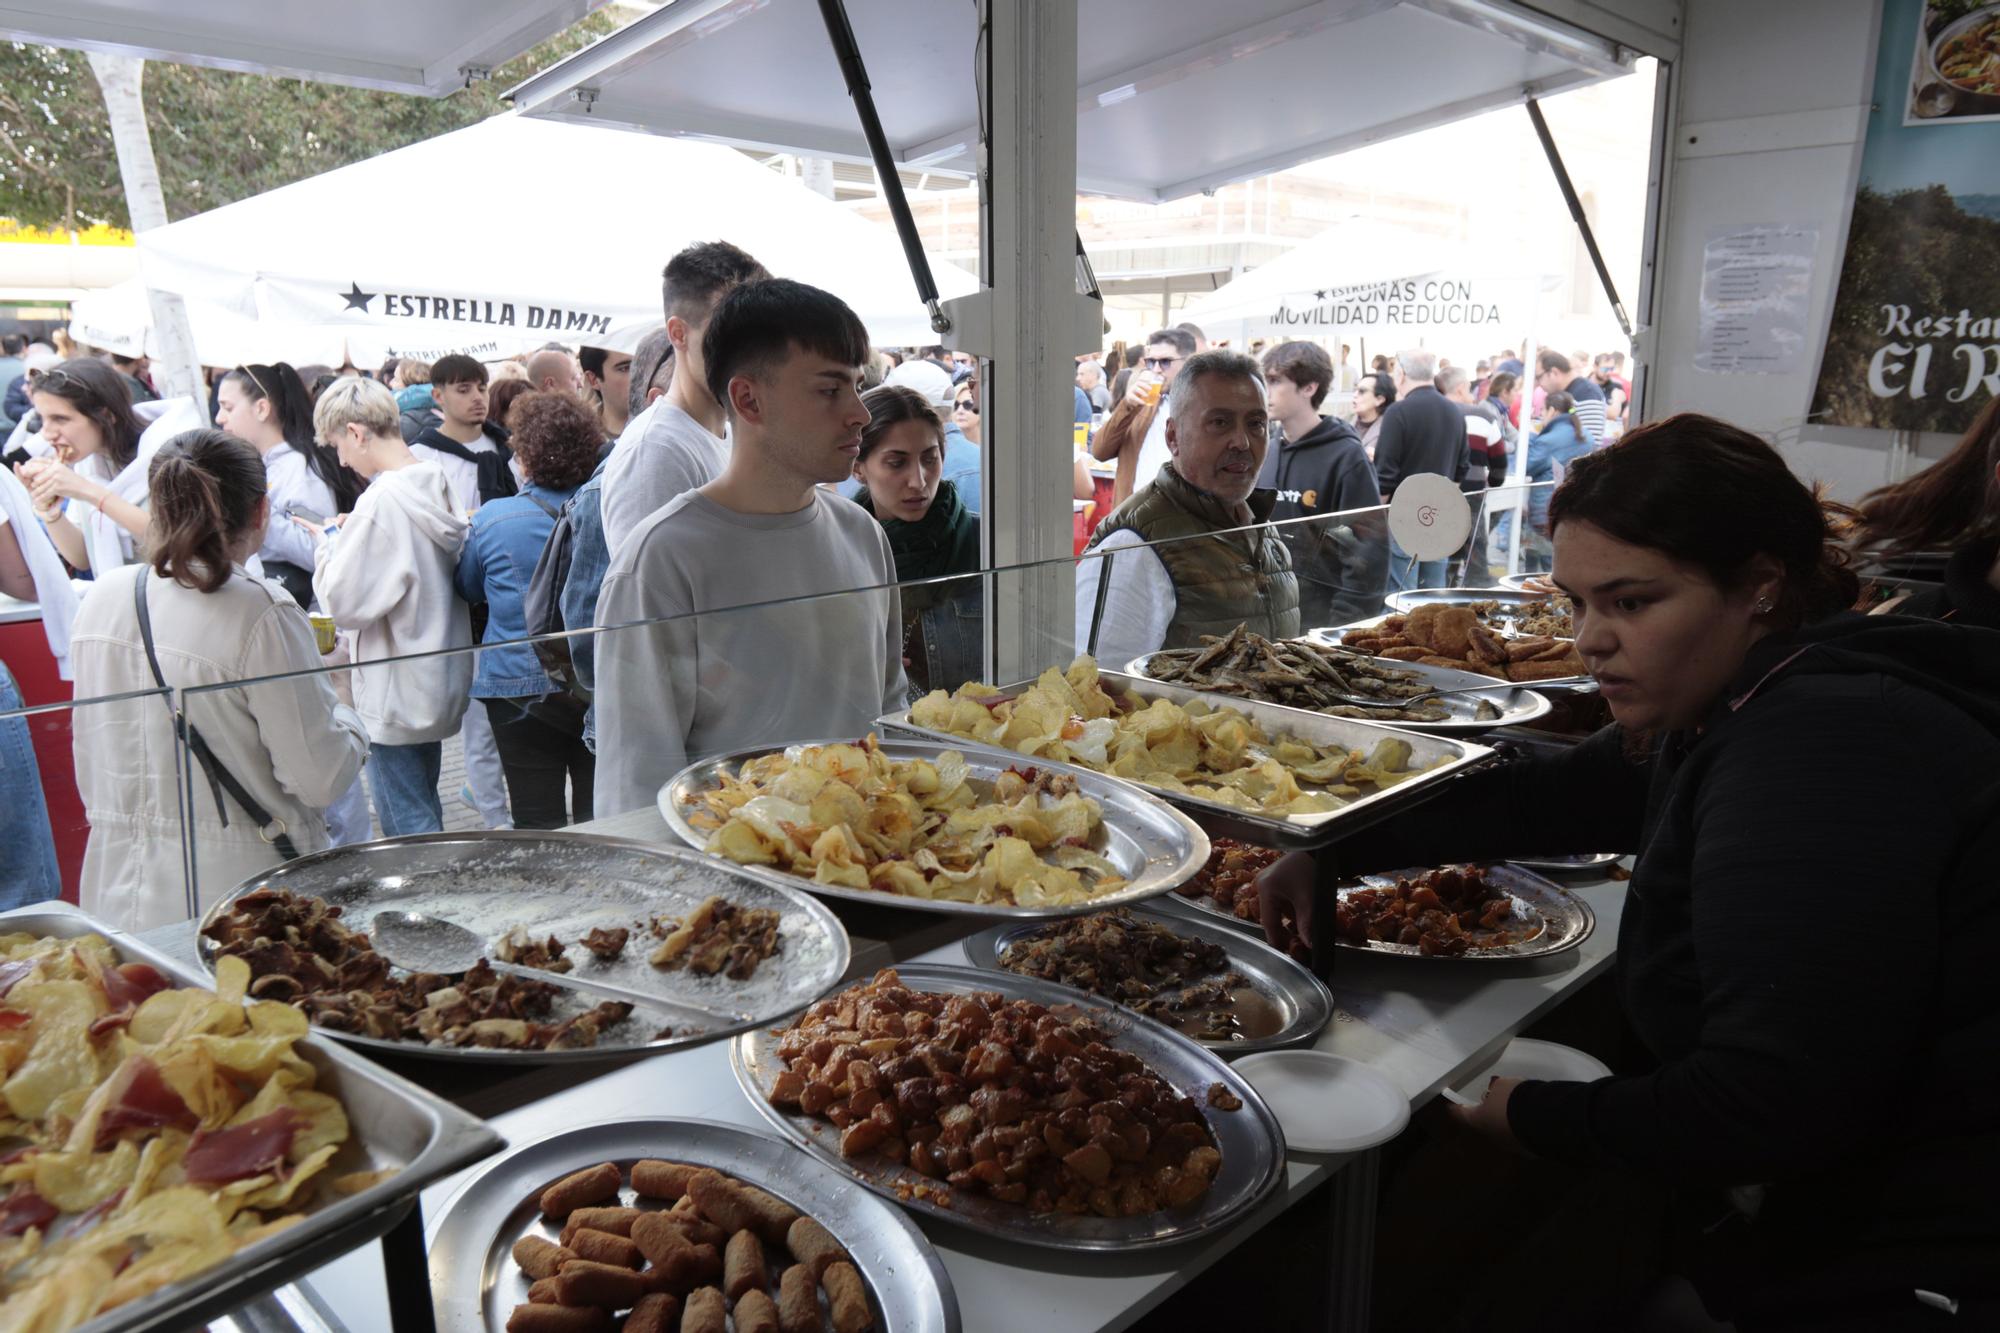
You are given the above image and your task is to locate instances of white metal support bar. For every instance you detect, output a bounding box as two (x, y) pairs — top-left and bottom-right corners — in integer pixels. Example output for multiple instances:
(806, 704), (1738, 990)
(946, 0), (1099, 681)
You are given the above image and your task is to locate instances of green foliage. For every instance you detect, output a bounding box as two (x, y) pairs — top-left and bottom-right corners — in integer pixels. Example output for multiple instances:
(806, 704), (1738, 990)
(0, 9), (617, 229)
(1810, 184), (2000, 431)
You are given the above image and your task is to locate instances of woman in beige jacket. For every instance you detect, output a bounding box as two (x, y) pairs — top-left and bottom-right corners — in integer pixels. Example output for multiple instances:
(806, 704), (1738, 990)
(68, 429), (367, 931)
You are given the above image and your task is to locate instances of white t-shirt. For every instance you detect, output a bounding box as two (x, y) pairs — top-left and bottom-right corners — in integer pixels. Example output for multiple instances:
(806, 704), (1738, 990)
(410, 431), (498, 515)
(1073, 528), (1174, 668)
(1134, 398), (1175, 494)
(598, 400), (730, 560)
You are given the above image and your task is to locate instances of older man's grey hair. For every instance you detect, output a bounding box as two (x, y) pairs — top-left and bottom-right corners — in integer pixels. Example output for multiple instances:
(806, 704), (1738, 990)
(1170, 350), (1266, 430)
(627, 325), (674, 419)
(1435, 364), (1469, 397)
(1396, 348), (1438, 383)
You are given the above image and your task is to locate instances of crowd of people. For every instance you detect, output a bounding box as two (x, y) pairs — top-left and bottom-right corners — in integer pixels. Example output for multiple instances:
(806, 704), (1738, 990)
(2, 264), (1999, 1328)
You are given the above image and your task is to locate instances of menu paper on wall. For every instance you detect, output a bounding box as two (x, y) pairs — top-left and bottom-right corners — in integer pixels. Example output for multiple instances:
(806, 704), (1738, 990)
(1694, 226), (1819, 375)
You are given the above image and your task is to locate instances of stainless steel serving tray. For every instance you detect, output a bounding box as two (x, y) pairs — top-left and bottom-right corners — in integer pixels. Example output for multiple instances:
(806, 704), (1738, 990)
(1497, 572), (1564, 594)
(1385, 586), (1553, 616)
(879, 672), (1493, 850)
(1125, 648), (1552, 736)
(658, 737), (1210, 919)
(731, 962), (1285, 1251)
(426, 1117), (959, 1333)
(959, 902), (1333, 1057)
(0, 901), (502, 1333)
(195, 831), (852, 1064)
(1332, 862), (1595, 960)
(1506, 851), (1624, 873)
(1173, 861), (1595, 961)
(1307, 619), (1597, 694)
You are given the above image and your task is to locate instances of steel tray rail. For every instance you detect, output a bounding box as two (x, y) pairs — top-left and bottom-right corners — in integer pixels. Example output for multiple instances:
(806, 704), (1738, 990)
(658, 737), (1210, 918)
(880, 672), (1495, 849)
(0, 901), (502, 1333)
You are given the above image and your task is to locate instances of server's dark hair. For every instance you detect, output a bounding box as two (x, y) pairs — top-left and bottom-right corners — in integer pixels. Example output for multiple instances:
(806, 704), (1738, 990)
(225, 362), (363, 512)
(147, 429), (266, 594)
(702, 278), (869, 414)
(33, 358), (142, 472)
(1549, 413), (1860, 629)
(1850, 394), (2000, 553)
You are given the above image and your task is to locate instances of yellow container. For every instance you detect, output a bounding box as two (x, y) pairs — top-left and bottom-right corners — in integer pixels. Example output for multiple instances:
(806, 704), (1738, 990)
(309, 614), (337, 655)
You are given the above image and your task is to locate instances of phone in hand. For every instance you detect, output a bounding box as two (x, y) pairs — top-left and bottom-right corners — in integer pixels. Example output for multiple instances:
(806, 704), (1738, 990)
(284, 501), (325, 526)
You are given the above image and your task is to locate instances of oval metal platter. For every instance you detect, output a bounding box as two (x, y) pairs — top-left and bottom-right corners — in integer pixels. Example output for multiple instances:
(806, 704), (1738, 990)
(1306, 619), (1597, 693)
(731, 962), (1287, 1251)
(425, 1117), (959, 1333)
(658, 737), (1211, 918)
(1124, 649), (1551, 736)
(1384, 586), (1552, 615)
(1174, 861), (1595, 963)
(196, 831), (851, 1064)
(959, 901), (1332, 1057)
(1331, 862), (1595, 961)
(1497, 572), (1564, 594)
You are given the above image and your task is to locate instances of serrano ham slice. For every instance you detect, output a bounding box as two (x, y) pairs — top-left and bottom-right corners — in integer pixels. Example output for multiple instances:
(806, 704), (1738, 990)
(95, 1057), (198, 1146)
(184, 1110), (301, 1185)
(0, 1185), (56, 1236)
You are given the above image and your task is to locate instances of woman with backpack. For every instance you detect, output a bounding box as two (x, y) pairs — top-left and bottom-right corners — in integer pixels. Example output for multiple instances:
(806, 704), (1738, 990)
(455, 391), (600, 827)
(67, 429), (366, 930)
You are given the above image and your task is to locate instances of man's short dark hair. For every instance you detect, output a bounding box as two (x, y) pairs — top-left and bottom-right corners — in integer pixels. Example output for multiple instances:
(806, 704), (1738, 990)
(429, 354), (488, 388)
(1361, 371), (1397, 406)
(579, 346), (609, 376)
(1261, 340), (1333, 409)
(702, 278), (869, 414)
(1146, 327), (1197, 358)
(0, 334), (25, 357)
(662, 240), (769, 328)
(1538, 349), (1571, 376)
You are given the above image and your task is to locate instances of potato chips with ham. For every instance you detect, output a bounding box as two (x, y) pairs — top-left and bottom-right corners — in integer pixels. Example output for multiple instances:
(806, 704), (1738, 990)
(0, 931), (371, 1332)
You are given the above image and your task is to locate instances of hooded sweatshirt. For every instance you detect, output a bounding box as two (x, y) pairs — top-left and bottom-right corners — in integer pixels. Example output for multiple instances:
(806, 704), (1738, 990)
(312, 460), (473, 745)
(1257, 415), (1385, 627)
(1323, 614), (2000, 1311)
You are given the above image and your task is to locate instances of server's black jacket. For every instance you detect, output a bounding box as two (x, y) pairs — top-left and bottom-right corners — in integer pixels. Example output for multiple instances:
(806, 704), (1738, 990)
(1896, 534), (2000, 632)
(1327, 613), (2000, 1309)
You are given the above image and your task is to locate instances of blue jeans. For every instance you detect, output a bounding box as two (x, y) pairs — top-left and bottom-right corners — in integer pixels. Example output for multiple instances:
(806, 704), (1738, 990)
(1385, 534), (1447, 594)
(368, 741), (443, 837)
(0, 666), (60, 907)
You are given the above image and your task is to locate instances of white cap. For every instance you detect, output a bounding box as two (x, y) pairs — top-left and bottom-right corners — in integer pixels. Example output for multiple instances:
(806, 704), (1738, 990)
(885, 358), (954, 408)
(23, 345), (60, 373)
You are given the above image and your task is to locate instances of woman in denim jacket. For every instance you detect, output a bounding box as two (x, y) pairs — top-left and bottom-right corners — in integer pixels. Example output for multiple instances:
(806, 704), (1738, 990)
(849, 386), (982, 699)
(454, 391), (601, 826)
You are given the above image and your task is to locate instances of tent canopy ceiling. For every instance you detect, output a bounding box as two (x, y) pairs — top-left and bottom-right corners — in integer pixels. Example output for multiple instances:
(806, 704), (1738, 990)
(508, 0), (1631, 202)
(133, 114), (977, 351)
(0, 0), (606, 95)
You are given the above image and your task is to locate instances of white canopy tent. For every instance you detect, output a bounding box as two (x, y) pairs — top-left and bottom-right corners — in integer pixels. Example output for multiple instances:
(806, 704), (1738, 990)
(0, 0), (607, 96)
(1180, 218), (1558, 356)
(65, 278), (556, 368)
(134, 113), (979, 352)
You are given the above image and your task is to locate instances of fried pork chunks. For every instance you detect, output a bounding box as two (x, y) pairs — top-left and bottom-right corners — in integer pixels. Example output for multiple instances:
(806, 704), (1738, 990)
(768, 969), (1221, 1217)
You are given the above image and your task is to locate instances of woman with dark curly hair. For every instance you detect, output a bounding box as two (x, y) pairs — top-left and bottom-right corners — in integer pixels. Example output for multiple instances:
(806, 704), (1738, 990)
(454, 391), (600, 826)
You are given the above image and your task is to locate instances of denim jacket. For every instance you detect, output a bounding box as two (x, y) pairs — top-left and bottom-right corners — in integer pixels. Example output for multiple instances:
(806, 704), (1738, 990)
(454, 481), (578, 698)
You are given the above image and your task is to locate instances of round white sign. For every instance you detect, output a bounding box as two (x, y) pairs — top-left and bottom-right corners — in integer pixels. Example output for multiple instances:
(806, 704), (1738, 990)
(1386, 473), (1473, 560)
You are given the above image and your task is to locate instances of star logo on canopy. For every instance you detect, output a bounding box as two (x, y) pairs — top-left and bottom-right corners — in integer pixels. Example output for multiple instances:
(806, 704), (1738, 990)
(340, 281), (376, 312)
(1314, 290), (1327, 301)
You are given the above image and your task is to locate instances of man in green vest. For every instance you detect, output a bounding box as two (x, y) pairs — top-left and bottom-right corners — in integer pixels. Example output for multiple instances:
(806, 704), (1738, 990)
(1076, 350), (1300, 665)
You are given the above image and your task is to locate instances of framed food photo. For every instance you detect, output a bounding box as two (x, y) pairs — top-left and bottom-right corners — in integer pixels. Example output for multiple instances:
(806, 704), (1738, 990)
(1906, 1), (2000, 125)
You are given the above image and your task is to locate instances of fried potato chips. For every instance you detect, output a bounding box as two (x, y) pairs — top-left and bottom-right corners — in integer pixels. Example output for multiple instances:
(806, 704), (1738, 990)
(684, 735), (1129, 907)
(910, 657), (1441, 819)
(0, 933), (375, 1333)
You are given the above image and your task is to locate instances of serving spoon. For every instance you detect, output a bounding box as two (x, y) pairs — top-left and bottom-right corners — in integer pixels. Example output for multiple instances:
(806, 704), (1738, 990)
(369, 910), (745, 1024)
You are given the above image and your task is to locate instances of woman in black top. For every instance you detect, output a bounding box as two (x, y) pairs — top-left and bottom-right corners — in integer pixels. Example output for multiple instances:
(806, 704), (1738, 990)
(1261, 414), (2000, 1330)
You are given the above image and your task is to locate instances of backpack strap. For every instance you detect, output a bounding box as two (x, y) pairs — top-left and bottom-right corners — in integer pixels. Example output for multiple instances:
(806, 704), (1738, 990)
(133, 573), (302, 862)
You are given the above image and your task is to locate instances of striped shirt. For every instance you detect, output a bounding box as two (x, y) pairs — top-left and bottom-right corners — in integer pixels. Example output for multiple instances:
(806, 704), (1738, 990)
(1565, 376), (1609, 446)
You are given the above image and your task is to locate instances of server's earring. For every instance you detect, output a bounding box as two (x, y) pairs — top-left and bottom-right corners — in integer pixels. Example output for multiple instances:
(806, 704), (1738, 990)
(1753, 596), (1774, 614)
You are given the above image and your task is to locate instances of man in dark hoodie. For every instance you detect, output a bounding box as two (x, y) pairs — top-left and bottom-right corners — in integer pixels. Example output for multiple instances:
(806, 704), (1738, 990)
(409, 354), (516, 513)
(1258, 340), (1386, 625)
(1261, 414), (2000, 1330)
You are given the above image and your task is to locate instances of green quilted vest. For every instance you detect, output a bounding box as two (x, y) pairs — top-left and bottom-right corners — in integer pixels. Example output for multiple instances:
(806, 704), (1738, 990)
(1086, 464), (1300, 648)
